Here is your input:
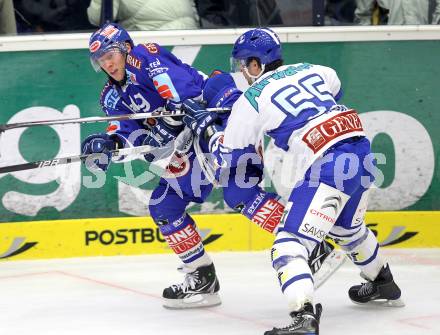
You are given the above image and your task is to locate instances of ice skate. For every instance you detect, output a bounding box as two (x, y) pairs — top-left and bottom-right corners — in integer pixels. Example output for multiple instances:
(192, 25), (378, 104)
(349, 264), (405, 307)
(309, 240), (346, 289)
(162, 263), (221, 309)
(264, 303), (322, 335)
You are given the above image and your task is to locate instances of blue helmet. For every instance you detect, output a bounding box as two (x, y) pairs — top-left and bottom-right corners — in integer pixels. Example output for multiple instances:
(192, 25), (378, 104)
(231, 28), (282, 73)
(89, 23), (134, 72)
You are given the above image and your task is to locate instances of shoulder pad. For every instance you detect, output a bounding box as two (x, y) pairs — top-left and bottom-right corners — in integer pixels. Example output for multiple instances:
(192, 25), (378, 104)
(142, 43), (161, 55)
(131, 43), (162, 57)
(209, 69), (226, 78)
(134, 44), (172, 79)
(129, 43), (164, 69)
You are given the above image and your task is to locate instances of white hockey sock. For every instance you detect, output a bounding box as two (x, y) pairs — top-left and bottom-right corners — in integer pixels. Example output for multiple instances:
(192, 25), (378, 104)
(183, 251), (213, 272)
(272, 231), (315, 312)
(333, 225), (384, 280)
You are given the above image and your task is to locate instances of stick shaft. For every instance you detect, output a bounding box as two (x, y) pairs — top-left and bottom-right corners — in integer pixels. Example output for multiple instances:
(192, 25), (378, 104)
(0, 107), (230, 132)
(0, 111), (181, 132)
(0, 144), (153, 174)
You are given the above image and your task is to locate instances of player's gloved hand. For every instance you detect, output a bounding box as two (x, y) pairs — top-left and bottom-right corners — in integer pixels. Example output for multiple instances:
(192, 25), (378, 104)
(81, 133), (116, 171)
(142, 118), (181, 162)
(181, 98), (218, 137)
(165, 100), (182, 112)
(143, 133), (175, 162)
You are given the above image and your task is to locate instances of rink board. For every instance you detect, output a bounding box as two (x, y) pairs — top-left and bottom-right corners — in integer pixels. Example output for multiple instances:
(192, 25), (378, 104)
(0, 211), (439, 261)
(1, 37), (440, 224)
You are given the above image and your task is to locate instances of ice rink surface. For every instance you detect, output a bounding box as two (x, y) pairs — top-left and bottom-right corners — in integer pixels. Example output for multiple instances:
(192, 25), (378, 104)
(0, 249), (439, 335)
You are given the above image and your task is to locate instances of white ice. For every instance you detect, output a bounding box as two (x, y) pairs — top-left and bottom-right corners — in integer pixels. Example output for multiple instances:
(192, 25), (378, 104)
(0, 249), (439, 335)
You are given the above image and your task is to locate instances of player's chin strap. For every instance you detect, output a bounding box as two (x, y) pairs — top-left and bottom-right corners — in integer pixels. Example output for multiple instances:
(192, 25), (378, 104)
(243, 63), (266, 83)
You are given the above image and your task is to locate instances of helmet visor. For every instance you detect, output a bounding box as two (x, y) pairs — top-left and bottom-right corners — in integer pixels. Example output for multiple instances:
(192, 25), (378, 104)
(90, 42), (128, 72)
(230, 57), (247, 73)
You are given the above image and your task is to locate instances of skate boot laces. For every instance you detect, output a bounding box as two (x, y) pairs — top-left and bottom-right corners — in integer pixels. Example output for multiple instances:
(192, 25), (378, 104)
(358, 281), (374, 296)
(170, 266), (201, 293)
(280, 312), (306, 330)
(284, 304), (321, 330)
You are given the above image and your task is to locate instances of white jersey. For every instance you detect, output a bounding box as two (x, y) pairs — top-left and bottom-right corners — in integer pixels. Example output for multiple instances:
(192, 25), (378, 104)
(222, 63), (365, 185)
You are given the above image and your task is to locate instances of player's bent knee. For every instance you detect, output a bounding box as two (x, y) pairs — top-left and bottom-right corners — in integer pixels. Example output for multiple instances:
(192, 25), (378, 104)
(222, 186), (244, 210)
(328, 223), (367, 248)
(272, 232), (315, 312)
(271, 231), (309, 271)
(148, 194), (188, 228)
(149, 202), (184, 228)
(330, 225), (384, 280)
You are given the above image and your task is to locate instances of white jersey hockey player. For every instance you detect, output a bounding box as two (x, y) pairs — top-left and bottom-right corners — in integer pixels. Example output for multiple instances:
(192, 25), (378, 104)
(181, 28), (404, 335)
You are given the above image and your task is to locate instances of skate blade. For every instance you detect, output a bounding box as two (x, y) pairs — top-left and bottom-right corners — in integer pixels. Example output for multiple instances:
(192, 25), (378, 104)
(351, 297), (405, 308)
(163, 292), (221, 309)
(314, 250), (346, 289)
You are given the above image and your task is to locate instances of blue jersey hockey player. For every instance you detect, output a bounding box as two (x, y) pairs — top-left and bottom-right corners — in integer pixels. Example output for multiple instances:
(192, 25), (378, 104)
(82, 23), (221, 309)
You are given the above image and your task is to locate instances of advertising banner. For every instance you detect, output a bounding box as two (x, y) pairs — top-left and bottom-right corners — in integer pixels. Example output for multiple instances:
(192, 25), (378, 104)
(0, 40), (439, 224)
(1, 212), (438, 261)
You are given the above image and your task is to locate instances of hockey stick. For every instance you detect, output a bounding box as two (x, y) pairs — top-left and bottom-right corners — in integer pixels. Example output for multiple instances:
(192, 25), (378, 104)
(0, 107), (231, 133)
(0, 144), (154, 174)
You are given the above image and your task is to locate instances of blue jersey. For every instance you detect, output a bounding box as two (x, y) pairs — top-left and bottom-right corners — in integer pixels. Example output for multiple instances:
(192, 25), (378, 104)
(201, 73), (264, 173)
(99, 43), (206, 146)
